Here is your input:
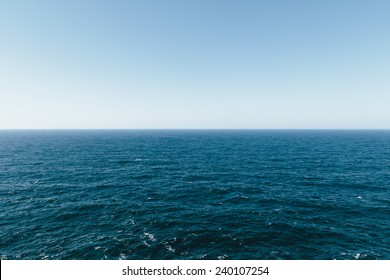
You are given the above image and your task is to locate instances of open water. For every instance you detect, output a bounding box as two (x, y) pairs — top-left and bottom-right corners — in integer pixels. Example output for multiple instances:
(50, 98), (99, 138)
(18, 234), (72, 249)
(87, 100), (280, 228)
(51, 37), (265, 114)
(0, 130), (389, 259)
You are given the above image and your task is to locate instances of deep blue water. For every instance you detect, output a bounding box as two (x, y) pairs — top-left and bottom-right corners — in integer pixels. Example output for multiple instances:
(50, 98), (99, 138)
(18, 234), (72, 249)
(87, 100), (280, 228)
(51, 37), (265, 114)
(1, 130), (389, 260)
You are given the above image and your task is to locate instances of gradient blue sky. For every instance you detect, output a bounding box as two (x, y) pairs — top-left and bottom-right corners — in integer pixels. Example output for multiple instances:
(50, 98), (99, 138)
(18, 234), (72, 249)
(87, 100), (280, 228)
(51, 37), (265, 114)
(1, 0), (389, 129)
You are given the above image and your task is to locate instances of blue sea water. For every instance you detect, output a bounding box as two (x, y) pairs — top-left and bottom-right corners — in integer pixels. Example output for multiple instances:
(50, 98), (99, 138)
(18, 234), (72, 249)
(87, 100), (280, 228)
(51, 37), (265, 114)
(0, 130), (389, 260)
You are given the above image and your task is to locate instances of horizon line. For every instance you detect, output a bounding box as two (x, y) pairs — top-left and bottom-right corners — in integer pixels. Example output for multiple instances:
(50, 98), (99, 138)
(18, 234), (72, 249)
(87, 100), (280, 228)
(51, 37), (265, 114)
(1, 128), (390, 131)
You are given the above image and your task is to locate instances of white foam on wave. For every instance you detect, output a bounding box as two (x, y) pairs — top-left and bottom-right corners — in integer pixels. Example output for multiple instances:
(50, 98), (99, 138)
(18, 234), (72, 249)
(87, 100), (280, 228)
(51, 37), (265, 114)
(142, 232), (157, 242)
(113, 237), (124, 242)
(165, 245), (175, 252)
(218, 254), (228, 260)
(354, 253), (361, 259)
(233, 195), (249, 199)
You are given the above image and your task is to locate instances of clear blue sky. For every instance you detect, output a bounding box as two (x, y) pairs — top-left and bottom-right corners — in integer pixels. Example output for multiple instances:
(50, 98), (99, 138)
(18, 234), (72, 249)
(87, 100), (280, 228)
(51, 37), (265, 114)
(1, 0), (389, 129)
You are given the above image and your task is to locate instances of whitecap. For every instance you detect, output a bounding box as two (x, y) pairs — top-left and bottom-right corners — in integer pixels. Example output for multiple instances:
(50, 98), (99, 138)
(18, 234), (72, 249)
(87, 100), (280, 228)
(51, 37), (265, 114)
(354, 253), (361, 259)
(165, 245), (175, 252)
(233, 195), (249, 199)
(218, 254), (228, 260)
(142, 232), (157, 242)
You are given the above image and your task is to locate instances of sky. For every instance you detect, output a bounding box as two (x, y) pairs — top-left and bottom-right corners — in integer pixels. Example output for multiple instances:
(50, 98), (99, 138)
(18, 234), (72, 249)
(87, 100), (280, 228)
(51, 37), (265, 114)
(0, 0), (389, 129)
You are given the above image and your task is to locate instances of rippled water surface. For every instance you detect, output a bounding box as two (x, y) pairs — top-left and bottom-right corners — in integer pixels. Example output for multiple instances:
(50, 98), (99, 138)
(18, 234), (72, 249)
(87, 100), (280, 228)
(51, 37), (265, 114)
(1, 130), (389, 259)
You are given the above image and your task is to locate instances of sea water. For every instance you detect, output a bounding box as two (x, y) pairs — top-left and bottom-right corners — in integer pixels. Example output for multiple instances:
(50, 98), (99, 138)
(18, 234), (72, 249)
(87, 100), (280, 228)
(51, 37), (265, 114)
(1, 130), (389, 259)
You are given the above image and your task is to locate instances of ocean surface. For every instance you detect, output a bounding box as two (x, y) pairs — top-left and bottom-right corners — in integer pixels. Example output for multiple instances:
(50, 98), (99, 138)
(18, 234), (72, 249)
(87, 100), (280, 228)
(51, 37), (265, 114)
(1, 130), (389, 260)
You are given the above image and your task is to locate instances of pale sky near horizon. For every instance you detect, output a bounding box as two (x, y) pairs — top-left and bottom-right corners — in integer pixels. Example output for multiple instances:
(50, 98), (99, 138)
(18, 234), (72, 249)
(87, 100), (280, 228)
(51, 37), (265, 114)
(1, 0), (389, 129)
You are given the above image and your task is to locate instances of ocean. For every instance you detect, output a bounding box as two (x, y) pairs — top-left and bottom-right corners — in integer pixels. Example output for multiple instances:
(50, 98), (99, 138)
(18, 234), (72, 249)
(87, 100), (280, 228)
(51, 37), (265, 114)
(0, 130), (389, 260)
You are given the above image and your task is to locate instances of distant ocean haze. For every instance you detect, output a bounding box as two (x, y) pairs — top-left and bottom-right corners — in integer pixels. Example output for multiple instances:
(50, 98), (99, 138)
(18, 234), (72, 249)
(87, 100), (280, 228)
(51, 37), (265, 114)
(0, 130), (389, 259)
